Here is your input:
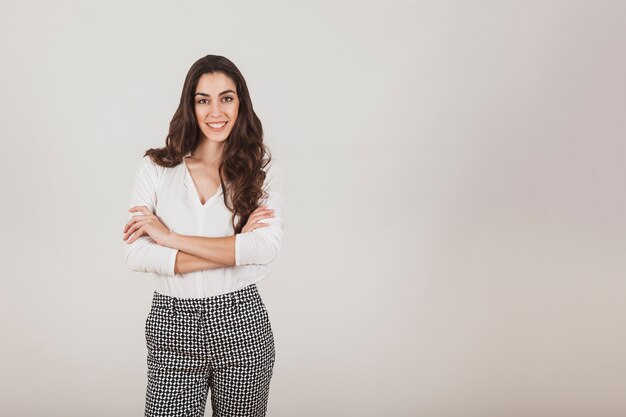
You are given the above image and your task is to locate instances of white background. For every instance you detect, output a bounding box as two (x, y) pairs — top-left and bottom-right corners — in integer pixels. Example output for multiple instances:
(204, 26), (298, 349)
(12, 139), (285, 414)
(1, 1), (625, 416)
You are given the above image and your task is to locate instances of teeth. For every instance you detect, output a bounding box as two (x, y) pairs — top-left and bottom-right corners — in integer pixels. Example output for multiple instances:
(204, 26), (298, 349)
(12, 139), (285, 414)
(208, 122), (226, 128)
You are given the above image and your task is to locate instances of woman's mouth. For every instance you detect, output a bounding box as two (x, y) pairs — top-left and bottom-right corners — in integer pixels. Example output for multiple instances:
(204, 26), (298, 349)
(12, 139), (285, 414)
(207, 121), (228, 131)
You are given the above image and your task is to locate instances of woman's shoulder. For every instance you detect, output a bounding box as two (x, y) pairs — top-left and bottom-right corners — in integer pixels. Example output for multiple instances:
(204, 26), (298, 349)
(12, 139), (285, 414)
(140, 154), (184, 172)
(137, 155), (161, 175)
(135, 154), (178, 184)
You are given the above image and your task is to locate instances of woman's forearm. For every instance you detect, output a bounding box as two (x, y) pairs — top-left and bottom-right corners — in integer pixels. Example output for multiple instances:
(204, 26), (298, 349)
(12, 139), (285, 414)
(166, 233), (236, 267)
(173, 250), (231, 274)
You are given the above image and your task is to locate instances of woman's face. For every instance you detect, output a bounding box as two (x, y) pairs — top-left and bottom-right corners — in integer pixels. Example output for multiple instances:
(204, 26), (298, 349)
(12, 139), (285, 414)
(194, 72), (239, 143)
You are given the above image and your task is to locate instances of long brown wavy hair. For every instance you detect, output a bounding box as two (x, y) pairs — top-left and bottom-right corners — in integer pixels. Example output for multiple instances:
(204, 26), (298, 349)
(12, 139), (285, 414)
(144, 54), (272, 234)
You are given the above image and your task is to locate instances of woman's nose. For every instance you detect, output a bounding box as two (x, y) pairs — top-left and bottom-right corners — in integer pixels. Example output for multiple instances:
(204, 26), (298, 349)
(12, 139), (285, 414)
(209, 101), (222, 116)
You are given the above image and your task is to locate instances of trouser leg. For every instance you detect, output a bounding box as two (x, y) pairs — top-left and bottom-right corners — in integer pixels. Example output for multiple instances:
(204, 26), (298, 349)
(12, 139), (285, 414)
(144, 297), (210, 417)
(205, 290), (276, 417)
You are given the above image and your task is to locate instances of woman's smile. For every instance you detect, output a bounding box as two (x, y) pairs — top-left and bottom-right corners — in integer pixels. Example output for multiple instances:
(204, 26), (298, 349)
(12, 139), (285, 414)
(207, 121), (228, 131)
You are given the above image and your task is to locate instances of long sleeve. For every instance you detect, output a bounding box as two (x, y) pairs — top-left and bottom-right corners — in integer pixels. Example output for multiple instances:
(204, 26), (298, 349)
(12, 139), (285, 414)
(234, 158), (285, 266)
(122, 156), (179, 276)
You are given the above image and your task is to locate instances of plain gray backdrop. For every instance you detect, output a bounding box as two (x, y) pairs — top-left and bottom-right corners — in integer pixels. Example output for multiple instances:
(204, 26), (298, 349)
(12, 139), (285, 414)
(1, 0), (625, 416)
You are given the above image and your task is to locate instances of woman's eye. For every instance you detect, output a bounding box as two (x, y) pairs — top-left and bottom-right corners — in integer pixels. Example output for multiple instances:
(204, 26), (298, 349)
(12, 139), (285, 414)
(197, 97), (233, 104)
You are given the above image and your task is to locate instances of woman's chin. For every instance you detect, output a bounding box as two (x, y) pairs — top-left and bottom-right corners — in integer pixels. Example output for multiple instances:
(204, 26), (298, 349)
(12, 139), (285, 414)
(202, 131), (230, 142)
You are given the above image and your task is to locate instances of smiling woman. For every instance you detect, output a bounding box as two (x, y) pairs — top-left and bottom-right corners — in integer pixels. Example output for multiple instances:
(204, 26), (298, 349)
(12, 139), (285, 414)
(121, 54), (284, 417)
(194, 74), (239, 138)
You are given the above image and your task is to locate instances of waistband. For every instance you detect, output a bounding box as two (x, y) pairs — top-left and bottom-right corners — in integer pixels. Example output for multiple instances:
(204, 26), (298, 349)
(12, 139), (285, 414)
(151, 284), (260, 313)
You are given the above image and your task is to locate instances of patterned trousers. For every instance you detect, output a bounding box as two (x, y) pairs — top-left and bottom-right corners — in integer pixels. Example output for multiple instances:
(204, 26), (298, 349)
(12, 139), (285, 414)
(144, 284), (276, 416)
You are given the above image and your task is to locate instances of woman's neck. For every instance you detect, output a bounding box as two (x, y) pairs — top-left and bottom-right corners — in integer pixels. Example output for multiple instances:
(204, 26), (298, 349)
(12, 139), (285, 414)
(190, 139), (224, 167)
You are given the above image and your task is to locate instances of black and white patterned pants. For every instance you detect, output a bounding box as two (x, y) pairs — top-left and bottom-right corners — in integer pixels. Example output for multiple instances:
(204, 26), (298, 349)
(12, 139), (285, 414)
(144, 284), (275, 417)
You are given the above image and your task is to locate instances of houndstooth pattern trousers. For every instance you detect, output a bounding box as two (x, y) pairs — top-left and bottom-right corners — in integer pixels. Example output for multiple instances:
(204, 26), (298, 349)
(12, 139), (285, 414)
(143, 284), (276, 417)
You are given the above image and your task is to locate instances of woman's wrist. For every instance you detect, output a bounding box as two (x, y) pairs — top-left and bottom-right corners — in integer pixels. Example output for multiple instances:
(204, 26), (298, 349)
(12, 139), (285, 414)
(161, 231), (180, 249)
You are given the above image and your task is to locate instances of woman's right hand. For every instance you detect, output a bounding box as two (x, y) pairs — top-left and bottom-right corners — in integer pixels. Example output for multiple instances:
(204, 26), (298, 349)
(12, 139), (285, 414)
(241, 205), (275, 233)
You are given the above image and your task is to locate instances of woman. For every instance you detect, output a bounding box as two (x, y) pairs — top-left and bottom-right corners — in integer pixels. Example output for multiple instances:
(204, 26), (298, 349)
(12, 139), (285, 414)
(121, 54), (284, 417)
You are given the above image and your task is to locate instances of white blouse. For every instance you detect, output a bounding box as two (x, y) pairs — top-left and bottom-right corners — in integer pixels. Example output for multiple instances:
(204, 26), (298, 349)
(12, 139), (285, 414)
(122, 152), (285, 299)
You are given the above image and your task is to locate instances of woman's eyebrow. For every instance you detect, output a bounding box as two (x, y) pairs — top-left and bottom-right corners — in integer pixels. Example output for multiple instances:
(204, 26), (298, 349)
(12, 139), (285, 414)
(194, 89), (236, 97)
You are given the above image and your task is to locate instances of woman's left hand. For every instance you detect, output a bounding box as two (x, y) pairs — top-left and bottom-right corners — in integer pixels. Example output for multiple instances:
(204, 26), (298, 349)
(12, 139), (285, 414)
(122, 206), (172, 246)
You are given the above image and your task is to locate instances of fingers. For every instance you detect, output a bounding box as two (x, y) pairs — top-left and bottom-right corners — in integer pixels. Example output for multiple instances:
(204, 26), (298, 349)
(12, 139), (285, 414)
(122, 223), (138, 241)
(243, 213), (274, 233)
(128, 206), (153, 215)
(123, 213), (147, 233)
(126, 229), (145, 244)
(252, 222), (271, 230)
(241, 206), (275, 233)
(248, 212), (275, 224)
(248, 207), (275, 223)
(242, 222), (270, 234)
(123, 218), (147, 241)
(123, 217), (138, 233)
(124, 207), (154, 235)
